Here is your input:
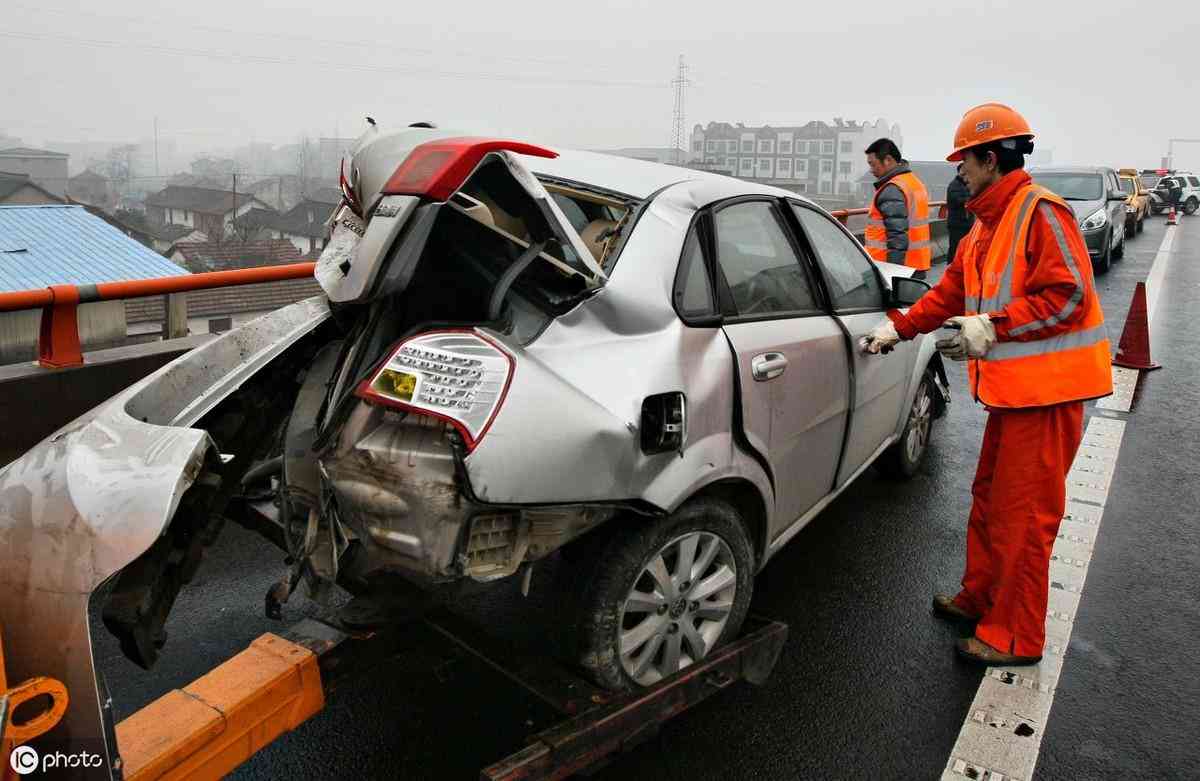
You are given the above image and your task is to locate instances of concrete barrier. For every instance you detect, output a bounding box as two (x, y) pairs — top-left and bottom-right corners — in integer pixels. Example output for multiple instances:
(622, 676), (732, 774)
(0, 335), (214, 466)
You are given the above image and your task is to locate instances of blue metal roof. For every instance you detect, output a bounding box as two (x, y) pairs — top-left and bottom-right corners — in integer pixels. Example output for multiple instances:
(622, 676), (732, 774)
(0, 205), (185, 293)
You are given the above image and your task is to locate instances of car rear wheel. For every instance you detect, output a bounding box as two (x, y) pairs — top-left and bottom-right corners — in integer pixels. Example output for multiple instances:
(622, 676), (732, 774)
(568, 498), (754, 691)
(1185, 197), (1199, 216)
(878, 369), (936, 479)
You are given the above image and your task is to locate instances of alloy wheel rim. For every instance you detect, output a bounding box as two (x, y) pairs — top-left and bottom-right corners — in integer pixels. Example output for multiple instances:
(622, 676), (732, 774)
(617, 531), (736, 686)
(905, 382), (932, 463)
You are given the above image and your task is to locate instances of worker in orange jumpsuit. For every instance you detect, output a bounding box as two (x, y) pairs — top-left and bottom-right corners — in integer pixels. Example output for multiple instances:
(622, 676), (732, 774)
(862, 103), (1113, 665)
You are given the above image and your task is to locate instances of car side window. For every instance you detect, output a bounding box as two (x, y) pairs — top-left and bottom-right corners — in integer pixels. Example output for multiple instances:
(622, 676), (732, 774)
(673, 226), (716, 320)
(1189, 177), (1200, 188)
(790, 204), (885, 311)
(712, 201), (820, 317)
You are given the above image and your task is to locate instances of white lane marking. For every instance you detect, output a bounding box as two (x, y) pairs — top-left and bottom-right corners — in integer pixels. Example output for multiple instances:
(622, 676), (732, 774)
(1144, 223), (1179, 325)
(1095, 366), (1137, 412)
(942, 416), (1126, 781)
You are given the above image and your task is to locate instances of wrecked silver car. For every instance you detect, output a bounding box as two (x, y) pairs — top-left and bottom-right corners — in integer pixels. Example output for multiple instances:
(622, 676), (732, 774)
(0, 124), (948, 766)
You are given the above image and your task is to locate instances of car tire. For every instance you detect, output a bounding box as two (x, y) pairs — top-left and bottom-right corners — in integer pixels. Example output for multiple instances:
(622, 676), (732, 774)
(568, 498), (754, 692)
(1185, 197), (1199, 216)
(878, 369), (936, 479)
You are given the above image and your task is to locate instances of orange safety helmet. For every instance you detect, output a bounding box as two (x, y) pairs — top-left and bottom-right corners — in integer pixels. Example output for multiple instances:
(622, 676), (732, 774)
(946, 103), (1035, 162)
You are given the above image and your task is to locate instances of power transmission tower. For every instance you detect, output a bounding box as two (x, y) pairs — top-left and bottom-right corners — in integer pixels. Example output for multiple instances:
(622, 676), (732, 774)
(670, 55), (690, 165)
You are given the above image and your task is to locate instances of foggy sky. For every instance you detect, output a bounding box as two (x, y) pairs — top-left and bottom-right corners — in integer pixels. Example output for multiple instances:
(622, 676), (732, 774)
(4, 0), (1199, 171)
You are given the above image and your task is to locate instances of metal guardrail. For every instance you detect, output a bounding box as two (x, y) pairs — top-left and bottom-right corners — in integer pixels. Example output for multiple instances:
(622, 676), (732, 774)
(0, 263), (317, 368)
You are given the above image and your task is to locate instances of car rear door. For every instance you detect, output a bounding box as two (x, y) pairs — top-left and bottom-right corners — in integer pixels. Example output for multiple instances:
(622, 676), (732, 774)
(705, 198), (849, 534)
(788, 201), (912, 486)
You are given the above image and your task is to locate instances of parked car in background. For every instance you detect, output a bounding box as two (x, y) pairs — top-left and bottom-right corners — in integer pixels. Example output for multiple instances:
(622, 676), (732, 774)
(1030, 166), (1128, 273)
(0, 125), (954, 759)
(1118, 169), (1150, 237)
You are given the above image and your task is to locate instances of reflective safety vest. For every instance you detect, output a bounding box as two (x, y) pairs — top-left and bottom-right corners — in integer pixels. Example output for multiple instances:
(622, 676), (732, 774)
(865, 171), (932, 270)
(962, 183), (1113, 409)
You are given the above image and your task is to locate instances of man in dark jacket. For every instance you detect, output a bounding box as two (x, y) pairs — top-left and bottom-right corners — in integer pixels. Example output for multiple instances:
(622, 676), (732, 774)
(946, 163), (975, 263)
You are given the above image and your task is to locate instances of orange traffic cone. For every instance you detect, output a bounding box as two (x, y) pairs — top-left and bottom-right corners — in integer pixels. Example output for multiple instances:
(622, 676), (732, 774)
(1167, 205), (1178, 225)
(1113, 281), (1161, 370)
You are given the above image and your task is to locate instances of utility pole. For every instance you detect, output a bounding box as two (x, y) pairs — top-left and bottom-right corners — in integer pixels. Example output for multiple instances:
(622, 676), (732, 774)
(670, 55), (690, 166)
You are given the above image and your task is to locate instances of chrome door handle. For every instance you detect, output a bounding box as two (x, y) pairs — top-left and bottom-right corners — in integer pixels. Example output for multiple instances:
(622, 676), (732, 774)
(752, 352), (788, 381)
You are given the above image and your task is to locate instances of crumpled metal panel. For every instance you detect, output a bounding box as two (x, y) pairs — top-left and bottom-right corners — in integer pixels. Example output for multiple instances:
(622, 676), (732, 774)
(0, 296), (329, 775)
(466, 183), (770, 514)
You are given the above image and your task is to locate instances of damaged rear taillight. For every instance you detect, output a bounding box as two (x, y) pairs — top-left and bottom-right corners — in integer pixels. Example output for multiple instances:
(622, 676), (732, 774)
(356, 330), (514, 452)
(381, 137), (557, 201)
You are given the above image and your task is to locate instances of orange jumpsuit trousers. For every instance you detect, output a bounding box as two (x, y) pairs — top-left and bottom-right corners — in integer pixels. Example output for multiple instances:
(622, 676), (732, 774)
(952, 401), (1084, 657)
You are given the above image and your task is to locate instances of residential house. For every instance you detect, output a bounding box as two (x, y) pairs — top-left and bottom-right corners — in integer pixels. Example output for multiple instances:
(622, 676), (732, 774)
(270, 198), (335, 254)
(688, 118), (903, 202)
(0, 205), (184, 364)
(67, 170), (116, 210)
(231, 207), (281, 242)
(126, 239), (322, 337)
(168, 239), (307, 273)
(144, 185), (270, 241)
(0, 147), (70, 197)
(147, 223), (209, 254)
(239, 176), (338, 212)
(0, 172), (63, 206)
(72, 202), (158, 249)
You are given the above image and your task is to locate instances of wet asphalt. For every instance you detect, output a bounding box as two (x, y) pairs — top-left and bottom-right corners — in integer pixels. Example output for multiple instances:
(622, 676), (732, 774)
(90, 214), (1200, 779)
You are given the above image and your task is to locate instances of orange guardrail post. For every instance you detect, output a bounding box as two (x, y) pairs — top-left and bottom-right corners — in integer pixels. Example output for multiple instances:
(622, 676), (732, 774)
(0, 261), (319, 370)
(115, 633), (324, 781)
(37, 284), (84, 369)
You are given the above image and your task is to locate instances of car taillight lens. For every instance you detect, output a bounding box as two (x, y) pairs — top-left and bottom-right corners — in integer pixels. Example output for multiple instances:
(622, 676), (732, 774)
(381, 137), (558, 201)
(356, 331), (514, 452)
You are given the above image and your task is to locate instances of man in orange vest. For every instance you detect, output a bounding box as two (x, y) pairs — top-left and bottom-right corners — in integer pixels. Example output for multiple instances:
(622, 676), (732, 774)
(861, 104), (1112, 665)
(864, 138), (933, 279)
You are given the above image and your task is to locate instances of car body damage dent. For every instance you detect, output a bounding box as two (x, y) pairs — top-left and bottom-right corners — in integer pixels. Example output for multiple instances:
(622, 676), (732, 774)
(0, 296), (330, 772)
(324, 406), (468, 582)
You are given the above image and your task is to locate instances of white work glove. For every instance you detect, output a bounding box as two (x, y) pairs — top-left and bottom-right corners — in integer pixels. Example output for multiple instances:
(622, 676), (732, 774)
(859, 318), (901, 355)
(936, 314), (996, 361)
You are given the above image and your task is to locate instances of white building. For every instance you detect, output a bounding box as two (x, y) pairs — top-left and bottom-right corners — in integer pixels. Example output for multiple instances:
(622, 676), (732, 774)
(689, 118), (904, 202)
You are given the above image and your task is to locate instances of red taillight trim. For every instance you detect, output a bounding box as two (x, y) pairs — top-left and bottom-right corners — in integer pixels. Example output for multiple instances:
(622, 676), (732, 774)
(339, 159), (365, 218)
(354, 328), (515, 453)
(381, 137), (558, 202)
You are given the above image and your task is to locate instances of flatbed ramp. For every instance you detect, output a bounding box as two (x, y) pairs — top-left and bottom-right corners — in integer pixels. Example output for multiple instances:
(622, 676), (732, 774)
(106, 608), (787, 780)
